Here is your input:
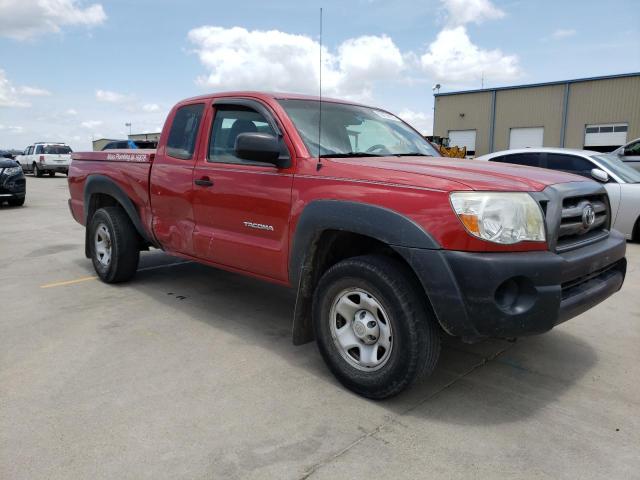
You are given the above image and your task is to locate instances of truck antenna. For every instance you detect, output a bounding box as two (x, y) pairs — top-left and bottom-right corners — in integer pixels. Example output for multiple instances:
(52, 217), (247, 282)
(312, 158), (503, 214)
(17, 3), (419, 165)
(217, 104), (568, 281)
(316, 7), (323, 171)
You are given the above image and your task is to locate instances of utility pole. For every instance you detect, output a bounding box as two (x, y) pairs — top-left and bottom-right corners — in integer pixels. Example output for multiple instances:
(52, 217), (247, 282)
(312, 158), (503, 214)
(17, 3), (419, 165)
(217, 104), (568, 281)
(125, 122), (132, 136)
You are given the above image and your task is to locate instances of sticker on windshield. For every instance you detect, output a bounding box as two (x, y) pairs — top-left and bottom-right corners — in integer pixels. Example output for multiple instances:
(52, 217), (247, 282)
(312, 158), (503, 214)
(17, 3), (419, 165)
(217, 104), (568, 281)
(373, 110), (400, 121)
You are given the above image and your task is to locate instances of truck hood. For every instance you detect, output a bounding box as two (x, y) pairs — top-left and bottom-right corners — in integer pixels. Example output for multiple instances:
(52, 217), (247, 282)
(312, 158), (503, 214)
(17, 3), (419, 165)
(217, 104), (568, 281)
(328, 156), (585, 192)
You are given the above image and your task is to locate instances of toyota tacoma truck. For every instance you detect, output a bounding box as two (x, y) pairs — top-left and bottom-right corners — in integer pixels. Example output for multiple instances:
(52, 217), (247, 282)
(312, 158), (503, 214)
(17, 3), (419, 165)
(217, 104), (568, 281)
(67, 92), (627, 399)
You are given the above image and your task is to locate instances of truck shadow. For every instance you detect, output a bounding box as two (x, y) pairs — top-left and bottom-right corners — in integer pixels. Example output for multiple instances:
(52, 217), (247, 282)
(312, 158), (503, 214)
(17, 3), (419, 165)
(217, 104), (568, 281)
(123, 250), (597, 426)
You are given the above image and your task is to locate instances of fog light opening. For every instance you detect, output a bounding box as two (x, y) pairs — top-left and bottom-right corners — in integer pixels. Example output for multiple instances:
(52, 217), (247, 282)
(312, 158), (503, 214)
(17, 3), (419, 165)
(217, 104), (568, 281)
(495, 276), (537, 314)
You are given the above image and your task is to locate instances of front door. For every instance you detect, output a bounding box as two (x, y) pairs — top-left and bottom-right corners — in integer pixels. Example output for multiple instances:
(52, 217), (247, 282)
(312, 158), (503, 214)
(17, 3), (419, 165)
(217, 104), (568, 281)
(191, 101), (295, 282)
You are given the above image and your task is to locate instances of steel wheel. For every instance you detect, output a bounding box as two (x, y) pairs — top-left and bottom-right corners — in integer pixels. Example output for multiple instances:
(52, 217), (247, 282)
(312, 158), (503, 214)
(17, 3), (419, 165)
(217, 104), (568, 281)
(330, 288), (393, 371)
(94, 223), (112, 267)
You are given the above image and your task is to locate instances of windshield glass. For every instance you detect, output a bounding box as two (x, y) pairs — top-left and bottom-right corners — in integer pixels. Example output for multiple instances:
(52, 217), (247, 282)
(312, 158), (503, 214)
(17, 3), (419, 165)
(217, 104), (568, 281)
(278, 99), (439, 158)
(592, 154), (640, 183)
(43, 145), (72, 154)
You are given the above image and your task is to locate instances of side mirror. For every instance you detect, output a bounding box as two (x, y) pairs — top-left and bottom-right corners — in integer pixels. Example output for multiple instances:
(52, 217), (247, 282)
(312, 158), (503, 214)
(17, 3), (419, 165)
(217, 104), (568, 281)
(235, 132), (288, 167)
(591, 168), (609, 183)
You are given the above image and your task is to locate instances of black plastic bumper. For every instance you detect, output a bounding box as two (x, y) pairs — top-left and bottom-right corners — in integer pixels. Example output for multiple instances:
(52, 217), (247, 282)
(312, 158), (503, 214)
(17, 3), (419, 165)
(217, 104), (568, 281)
(396, 230), (627, 340)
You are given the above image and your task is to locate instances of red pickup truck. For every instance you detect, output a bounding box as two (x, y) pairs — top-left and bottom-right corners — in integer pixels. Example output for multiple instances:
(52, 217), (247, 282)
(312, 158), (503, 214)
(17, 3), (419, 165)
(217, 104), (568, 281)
(68, 92), (626, 398)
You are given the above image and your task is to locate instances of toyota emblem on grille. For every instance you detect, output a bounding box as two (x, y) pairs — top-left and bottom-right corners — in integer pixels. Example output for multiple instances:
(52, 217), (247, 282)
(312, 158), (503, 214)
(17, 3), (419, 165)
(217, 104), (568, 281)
(582, 204), (596, 229)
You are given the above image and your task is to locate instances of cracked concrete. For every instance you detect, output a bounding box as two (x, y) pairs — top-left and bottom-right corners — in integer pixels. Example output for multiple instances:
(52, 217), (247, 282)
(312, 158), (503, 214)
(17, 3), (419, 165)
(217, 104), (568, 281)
(1, 176), (639, 479)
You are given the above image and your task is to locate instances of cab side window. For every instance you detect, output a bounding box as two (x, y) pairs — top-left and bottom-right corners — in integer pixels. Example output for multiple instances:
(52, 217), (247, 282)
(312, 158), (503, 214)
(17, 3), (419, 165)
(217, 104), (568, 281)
(208, 107), (282, 165)
(166, 103), (205, 160)
(27, 146), (34, 155)
(546, 154), (593, 178)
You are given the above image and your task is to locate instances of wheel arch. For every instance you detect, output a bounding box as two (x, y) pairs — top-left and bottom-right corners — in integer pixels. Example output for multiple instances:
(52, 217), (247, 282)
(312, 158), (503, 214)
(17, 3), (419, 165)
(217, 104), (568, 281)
(289, 200), (441, 345)
(83, 175), (155, 257)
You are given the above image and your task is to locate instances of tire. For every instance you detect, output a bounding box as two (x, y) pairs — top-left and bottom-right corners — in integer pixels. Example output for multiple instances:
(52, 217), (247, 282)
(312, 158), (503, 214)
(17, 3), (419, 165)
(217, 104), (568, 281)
(33, 164), (43, 177)
(88, 207), (140, 283)
(8, 197), (25, 207)
(313, 255), (441, 399)
(48, 171), (55, 177)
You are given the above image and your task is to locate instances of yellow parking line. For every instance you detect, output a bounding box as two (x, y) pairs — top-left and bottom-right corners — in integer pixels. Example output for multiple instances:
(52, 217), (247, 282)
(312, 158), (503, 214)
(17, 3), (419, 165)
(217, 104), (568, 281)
(40, 276), (97, 289)
(39, 261), (192, 289)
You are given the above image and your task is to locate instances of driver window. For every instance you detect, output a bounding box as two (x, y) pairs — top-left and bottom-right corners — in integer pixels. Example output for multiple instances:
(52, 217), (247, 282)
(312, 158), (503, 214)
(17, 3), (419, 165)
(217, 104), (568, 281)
(208, 107), (278, 165)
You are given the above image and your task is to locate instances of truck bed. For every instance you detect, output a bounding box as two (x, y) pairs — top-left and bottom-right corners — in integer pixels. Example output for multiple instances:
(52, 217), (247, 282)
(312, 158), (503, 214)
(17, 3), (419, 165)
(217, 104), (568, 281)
(68, 149), (156, 237)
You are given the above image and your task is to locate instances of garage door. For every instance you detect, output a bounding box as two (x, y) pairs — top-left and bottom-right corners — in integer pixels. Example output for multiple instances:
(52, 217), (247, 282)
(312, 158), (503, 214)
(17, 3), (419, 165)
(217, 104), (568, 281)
(448, 130), (476, 155)
(584, 123), (628, 151)
(509, 127), (544, 149)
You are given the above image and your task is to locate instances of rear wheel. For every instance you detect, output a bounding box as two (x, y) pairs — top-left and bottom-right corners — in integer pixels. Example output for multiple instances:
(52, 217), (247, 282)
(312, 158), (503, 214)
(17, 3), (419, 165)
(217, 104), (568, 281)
(33, 164), (43, 177)
(48, 171), (55, 177)
(313, 255), (441, 399)
(89, 207), (140, 283)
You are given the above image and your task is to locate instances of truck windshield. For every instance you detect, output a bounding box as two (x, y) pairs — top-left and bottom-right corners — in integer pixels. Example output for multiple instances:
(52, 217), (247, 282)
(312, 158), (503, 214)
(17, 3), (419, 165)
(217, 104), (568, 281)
(43, 145), (72, 154)
(278, 99), (438, 158)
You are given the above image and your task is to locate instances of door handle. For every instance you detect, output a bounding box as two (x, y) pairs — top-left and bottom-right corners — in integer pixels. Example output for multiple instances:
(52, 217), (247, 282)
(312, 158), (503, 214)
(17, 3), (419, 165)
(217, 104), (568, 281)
(194, 177), (214, 187)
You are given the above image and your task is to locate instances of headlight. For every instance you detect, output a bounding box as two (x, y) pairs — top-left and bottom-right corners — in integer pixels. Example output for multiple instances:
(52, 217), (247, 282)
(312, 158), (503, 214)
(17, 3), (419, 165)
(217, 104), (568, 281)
(3, 166), (22, 176)
(450, 192), (546, 244)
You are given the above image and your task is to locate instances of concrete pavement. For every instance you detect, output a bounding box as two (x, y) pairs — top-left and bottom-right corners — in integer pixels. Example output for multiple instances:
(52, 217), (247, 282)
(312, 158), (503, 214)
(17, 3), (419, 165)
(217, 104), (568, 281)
(1, 175), (638, 479)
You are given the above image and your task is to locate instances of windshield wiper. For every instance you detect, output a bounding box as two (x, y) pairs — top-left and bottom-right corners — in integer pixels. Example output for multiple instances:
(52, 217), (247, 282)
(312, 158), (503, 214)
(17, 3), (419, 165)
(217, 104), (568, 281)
(393, 153), (433, 157)
(319, 152), (384, 158)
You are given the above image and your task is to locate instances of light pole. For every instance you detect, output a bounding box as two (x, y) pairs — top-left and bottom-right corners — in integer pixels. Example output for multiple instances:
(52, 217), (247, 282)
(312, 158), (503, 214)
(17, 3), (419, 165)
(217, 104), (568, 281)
(125, 122), (132, 137)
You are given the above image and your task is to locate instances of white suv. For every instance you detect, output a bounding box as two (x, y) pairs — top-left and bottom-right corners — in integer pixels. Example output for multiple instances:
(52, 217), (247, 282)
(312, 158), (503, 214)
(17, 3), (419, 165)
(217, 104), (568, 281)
(15, 142), (72, 177)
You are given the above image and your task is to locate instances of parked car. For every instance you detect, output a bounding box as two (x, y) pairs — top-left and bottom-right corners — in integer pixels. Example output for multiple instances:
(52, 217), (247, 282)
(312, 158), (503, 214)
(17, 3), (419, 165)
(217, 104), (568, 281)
(476, 148), (640, 240)
(101, 139), (158, 150)
(611, 138), (640, 172)
(0, 158), (26, 206)
(67, 92), (626, 399)
(15, 142), (72, 177)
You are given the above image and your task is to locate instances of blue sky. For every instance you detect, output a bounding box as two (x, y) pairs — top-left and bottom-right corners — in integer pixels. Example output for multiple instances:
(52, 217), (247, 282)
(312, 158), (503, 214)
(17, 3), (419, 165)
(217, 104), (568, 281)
(1, 0), (638, 150)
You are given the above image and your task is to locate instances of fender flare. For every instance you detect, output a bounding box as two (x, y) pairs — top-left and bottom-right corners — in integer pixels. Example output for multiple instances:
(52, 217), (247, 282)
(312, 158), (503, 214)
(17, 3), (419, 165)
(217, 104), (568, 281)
(83, 175), (155, 248)
(289, 200), (440, 344)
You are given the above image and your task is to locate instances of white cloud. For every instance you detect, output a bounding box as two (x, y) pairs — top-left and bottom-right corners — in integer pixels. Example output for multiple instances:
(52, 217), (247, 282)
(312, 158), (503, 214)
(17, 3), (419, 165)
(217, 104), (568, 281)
(440, 0), (505, 26)
(0, 124), (25, 134)
(551, 28), (576, 39)
(18, 86), (51, 96)
(96, 89), (129, 103)
(0, 0), (106, 40)
(142, 103), (160, 112)
(0, 69), (50, 107)
(81, 120), (102, 129)
(187, 26), (405, 100)
(65, 108), (78, 115)
(397, 109), (433, 135)
(420, 26), (520, 83)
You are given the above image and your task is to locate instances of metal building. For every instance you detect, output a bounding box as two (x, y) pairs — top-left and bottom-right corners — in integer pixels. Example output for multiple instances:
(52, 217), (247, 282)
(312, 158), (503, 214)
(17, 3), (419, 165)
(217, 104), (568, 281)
(433, 72), (640, 157)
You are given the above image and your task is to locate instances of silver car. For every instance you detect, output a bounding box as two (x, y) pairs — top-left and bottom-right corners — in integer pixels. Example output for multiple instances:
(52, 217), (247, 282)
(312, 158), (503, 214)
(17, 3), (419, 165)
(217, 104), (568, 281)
(476, 148), (640, 240)
(611, 137), (640, 172)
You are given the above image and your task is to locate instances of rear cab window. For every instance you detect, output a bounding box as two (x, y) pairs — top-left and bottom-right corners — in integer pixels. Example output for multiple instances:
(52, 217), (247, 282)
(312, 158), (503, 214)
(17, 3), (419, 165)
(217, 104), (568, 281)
(166, 103), (205, 160)
(492, 153), (542, 167)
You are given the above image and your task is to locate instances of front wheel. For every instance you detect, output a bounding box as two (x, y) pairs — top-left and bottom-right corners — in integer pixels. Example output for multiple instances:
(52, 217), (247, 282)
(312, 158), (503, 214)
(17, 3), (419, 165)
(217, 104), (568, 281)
(33, 164), (43, 177)
(8, 197), (25, 207)
(313, 255), (441, 399)
(89, 207), (140, 283)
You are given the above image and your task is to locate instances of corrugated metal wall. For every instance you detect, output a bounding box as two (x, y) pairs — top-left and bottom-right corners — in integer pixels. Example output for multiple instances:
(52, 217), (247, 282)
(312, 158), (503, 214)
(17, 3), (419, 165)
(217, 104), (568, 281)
(434, 74), (640, 156)
(433, 92), (492, 154)
(493, 85), (565, 151)
(564, 76), (640, 149)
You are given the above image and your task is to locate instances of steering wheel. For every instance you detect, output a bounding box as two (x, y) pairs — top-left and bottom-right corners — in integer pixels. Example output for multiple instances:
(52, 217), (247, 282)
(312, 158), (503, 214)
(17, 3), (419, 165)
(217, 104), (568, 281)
(366, 144), (390, 154)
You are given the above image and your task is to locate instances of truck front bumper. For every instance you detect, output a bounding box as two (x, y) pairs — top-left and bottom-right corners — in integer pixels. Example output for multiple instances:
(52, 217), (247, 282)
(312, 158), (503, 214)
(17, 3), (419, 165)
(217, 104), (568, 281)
(396, 230), (627, 341)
